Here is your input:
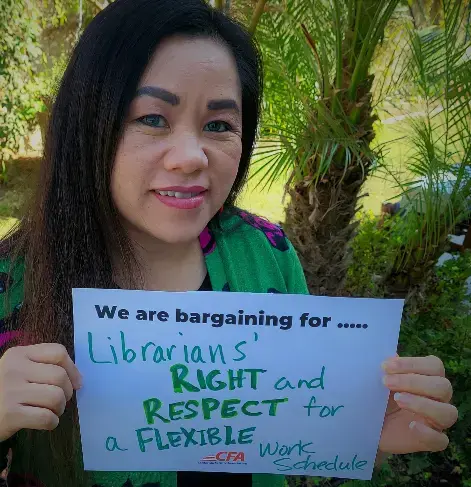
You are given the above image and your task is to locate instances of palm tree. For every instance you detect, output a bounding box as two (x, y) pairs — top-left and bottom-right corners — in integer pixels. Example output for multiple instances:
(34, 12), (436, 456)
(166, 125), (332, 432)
(253, 0), (402, 295)
(382, 0), (471, 300)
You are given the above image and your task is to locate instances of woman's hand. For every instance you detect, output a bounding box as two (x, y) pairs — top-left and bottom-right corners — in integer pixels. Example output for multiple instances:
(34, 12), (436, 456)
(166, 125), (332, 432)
(0, 344), (82, 442)
(379, 355), (458, 454)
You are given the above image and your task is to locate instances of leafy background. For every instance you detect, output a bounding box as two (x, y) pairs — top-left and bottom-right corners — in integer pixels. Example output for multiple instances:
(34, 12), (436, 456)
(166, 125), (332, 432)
(0, 0), (470, 485)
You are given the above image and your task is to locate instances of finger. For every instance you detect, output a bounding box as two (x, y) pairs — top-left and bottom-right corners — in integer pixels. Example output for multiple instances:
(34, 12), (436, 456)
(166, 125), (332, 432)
(23, 344), (82, 390)
(24, 362), (73, 401)
(409, 420), (449, 452)
(394, 392), (459, 429)
(382, 355), (445, 377)
(18, 383), (66, 417)
(383, 373), (453, 402)
(14, 405), (60, 432)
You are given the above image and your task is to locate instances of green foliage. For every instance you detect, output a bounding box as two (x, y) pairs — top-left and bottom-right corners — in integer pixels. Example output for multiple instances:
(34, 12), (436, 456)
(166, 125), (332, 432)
(0, 0), (44, 164)
(37, 54), (69, 103)
(252, 0), (401, 190)
(394, 253), (471, 485)
(346, 212), (401, 297)
(384, 0), (471, 274)
(0, 0), (101, 172)
(345, 214), (471, 486)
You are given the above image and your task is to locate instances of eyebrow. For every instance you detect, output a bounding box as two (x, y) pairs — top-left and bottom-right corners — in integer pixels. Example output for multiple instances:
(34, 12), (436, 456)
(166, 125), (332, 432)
(135, 87), (240, 113)
(207, 99), (240, 113)
(135, 86), (180, 106)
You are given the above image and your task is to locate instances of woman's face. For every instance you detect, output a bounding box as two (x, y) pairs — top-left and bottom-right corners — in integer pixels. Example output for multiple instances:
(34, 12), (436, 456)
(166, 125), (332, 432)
(111, 36), (243, 244)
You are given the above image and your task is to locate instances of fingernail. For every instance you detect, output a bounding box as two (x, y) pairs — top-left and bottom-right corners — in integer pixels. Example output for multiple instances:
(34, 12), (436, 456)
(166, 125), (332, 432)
(382, 359), (399, 372)
(76, 375), (83, 390)
(409, 421), (430, 434)
(394, 392), (409, 404)
(383, 375), (398, 387)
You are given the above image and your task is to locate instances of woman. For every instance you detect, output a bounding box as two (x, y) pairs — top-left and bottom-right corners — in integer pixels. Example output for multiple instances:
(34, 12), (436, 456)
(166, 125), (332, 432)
(0, 0), (458, 486)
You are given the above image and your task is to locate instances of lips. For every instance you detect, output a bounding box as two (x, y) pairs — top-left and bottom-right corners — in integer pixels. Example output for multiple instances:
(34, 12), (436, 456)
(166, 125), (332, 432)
(156, 186), (207, 193)
(152, 186), (207, 210)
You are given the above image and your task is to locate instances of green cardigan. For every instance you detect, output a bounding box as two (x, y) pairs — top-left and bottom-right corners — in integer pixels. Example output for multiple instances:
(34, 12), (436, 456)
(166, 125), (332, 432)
(0, 211), (308, 487)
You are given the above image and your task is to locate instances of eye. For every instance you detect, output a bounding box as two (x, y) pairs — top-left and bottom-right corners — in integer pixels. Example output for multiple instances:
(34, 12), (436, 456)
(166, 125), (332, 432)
(138, 114), (169, 128)
(204, 121), (232, 133)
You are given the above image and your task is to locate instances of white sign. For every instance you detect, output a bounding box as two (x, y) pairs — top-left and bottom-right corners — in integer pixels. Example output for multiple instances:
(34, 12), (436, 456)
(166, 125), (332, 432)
(73, 289), (403, 481)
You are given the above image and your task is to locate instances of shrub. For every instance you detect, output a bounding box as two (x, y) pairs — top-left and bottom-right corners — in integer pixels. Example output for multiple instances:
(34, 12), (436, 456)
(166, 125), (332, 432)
(0, 0), (44, 165)
(346, 212), (402, 298)
(387, 253), (471, 486)
(343, 215), (471, 487)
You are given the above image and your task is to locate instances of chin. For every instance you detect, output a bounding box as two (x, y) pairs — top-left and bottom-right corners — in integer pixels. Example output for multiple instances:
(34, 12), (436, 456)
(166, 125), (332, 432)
(150, 230), (201, 245)
(120, 208), (213, 247)
(144, 219), (208, 245)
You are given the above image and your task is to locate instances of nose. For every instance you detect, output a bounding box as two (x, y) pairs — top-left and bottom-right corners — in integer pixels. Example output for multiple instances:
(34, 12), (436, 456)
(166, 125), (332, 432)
(163, 133), (208, 174)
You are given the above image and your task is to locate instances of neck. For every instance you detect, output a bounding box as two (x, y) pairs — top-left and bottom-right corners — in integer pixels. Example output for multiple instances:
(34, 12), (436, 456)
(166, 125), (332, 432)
(113, 227), (206, 291)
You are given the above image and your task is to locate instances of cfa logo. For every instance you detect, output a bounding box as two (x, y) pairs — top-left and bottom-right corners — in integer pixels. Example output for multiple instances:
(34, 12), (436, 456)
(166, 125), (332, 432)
(200, 451), (246, 464)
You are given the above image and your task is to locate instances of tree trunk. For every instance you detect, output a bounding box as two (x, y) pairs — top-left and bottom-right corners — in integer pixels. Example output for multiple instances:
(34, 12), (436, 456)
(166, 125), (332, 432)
(285, 165), (365, 296)
(283, 46), (377, 296)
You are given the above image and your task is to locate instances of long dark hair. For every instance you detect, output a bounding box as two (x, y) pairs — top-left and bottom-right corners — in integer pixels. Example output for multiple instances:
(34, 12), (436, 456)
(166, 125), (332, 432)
(2, 0), (262, 484)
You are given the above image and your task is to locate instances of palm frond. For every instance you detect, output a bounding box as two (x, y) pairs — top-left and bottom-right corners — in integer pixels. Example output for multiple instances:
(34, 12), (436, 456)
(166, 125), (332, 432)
(384, 0), (471, 271)
(254, 0), (401, 190)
